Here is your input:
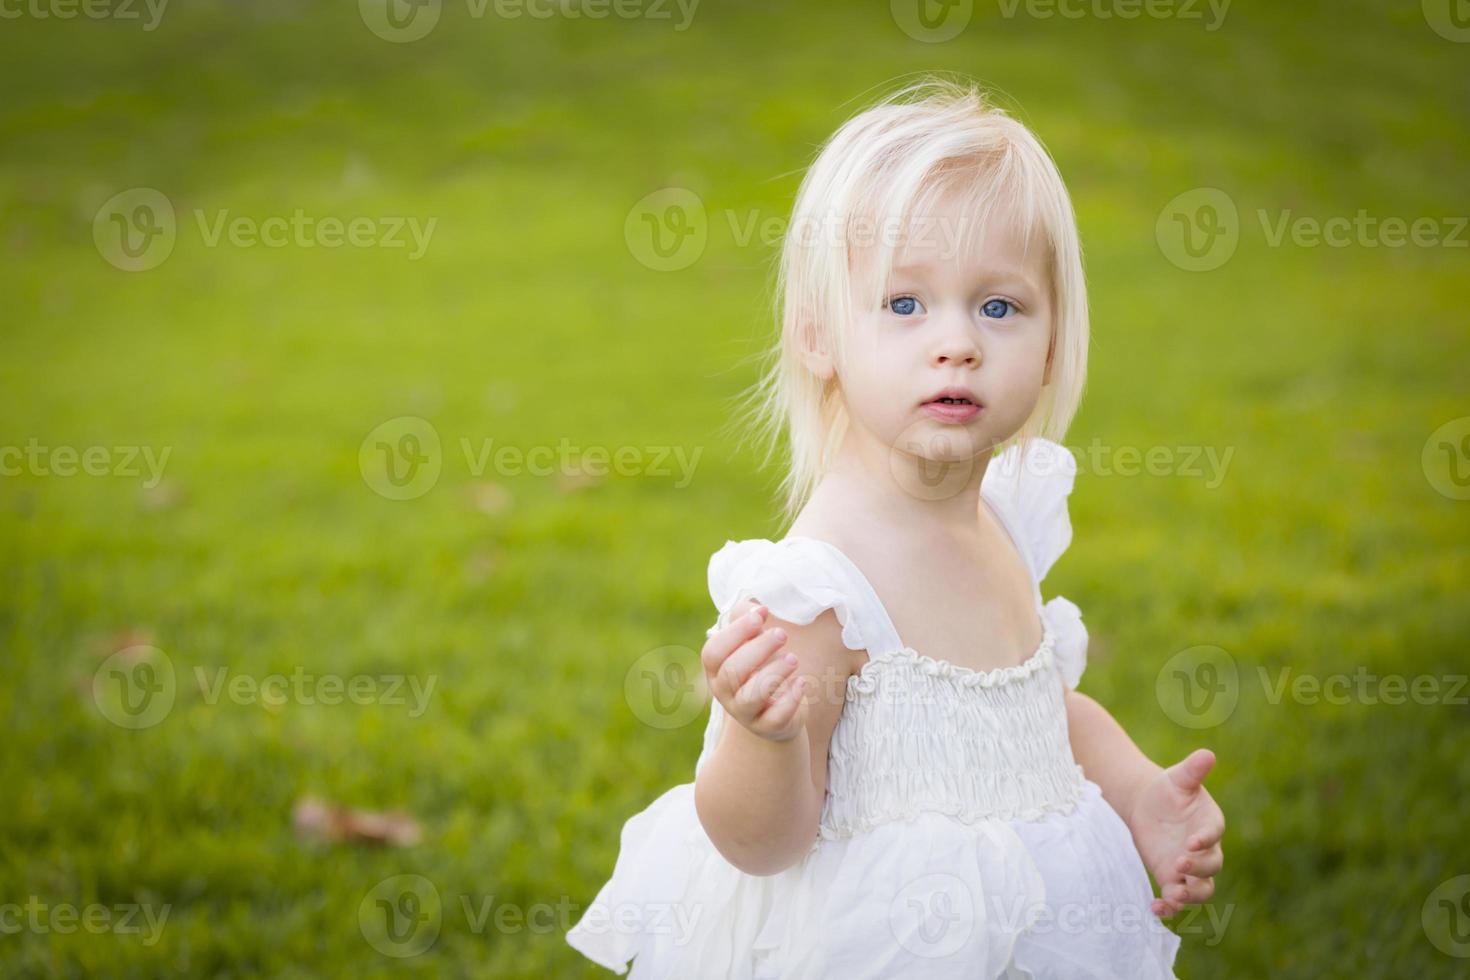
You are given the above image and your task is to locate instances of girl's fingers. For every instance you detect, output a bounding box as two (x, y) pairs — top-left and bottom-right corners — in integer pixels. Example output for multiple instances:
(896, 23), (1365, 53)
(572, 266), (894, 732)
(1183, 844), (1224, 878)
(723, 627), (789, 697)
(720, 628), (787, 690)
(1188, 820), (1225, 851)
(711, 625), (788, 700)
(1162, 876), (1214, 909)
(1181, 875), (1215, 904)
(701, 602), (768, 671)
(734, 651), (799, 713)
(755, 675), (806, 732)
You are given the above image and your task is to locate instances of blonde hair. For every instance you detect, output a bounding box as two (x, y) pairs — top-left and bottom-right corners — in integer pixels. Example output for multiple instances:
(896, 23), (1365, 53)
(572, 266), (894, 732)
(727, 74), (1089, 524)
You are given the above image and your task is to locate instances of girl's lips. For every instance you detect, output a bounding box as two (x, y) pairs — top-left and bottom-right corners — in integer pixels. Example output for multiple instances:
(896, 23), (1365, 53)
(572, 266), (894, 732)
(922, 400), (982, 423)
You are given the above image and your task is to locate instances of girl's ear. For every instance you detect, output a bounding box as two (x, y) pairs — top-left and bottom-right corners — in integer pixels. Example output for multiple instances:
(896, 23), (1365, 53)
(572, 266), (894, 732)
(796, 322), (836, 381)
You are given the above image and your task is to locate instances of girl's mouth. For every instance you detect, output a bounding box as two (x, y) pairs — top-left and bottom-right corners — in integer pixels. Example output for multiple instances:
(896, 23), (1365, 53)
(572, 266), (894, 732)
(921, 398), (982, 423)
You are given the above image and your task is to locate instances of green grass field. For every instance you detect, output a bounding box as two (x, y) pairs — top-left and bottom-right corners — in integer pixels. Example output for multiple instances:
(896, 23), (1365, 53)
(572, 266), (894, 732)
(2, 0), (1467, 976)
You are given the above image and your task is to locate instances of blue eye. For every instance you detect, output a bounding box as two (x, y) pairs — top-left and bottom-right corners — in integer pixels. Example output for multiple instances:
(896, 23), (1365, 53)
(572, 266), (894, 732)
(885, 295), (924, 316)
(981, 298), (1015, 319)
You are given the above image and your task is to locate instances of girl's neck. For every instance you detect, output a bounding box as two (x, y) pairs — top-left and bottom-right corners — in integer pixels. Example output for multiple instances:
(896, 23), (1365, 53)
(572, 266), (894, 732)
(811, 427), (993, 539)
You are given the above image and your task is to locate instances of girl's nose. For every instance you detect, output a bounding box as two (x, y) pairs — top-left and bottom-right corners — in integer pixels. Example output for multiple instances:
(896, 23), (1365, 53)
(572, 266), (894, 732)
(933, 319), (982, 367)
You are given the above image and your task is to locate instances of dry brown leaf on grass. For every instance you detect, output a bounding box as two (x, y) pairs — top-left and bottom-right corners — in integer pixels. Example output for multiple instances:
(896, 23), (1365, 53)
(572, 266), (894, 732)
(465, 481), (514, 514)
(139, 480), (186, 512)
(77, 628), (162, 697)
(291, 796), (422, 847)
(88, 628), (157, 659)
(553, 469), (604, 493)
(463, 549), (498, 582)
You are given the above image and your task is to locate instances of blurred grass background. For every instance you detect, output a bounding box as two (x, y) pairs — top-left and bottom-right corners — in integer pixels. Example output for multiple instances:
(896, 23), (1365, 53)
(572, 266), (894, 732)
(1, 0), (1467, 976)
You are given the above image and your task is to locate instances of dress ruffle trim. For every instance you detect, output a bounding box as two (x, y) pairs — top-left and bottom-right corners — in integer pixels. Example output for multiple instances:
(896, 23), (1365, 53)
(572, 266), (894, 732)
(1041, 595), (1087, 689)
(706, 538), (875, 653)
(848, 630), (1056, 693)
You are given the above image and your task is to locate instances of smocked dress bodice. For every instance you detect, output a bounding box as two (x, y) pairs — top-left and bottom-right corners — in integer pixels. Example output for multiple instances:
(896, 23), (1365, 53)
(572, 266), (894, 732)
(826, 624), (1084, 843)
(695, 530), (1090, 853)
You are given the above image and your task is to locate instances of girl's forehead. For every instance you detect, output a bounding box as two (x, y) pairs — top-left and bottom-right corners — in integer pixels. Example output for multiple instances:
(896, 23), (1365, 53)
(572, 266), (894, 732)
(884, 213), (1048, 288)
(890, 216), (1036, 268)
(874, 180), (1045, 266)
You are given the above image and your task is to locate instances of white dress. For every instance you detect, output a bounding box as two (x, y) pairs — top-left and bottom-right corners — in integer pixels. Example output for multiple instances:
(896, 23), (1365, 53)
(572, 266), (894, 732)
(566, 438), (1182, 978)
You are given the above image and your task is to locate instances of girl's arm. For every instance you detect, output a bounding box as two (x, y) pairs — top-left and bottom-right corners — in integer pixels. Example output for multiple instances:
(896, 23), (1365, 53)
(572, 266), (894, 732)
(693, 602), (853, 877)
(1063, 688), (1162, 822)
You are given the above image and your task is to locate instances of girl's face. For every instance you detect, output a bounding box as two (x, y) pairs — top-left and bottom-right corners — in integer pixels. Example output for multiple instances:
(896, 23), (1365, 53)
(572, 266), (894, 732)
(827, 195), (1055, 467)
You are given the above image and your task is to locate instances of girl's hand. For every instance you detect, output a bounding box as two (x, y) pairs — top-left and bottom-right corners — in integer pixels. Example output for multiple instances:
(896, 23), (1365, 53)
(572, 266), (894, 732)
(1126, 748), (1226, 917)
(701, 602), (809, 743)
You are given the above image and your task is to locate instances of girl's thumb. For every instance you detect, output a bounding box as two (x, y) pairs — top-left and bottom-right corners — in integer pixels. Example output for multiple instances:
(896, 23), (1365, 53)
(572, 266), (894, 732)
(1166, 748), (1216, 793)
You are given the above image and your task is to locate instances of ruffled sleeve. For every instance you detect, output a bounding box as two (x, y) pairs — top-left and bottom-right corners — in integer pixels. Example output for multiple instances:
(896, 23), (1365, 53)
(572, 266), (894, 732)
(705, 538), (876, 652)
(1042, 595), (1087, 689)
(984, 438), (1089, 689)
(694, 537), (893, 777)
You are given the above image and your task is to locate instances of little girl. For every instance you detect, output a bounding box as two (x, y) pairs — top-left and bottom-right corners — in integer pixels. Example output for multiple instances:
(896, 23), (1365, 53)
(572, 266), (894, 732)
(567, 77), (1224, 979)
